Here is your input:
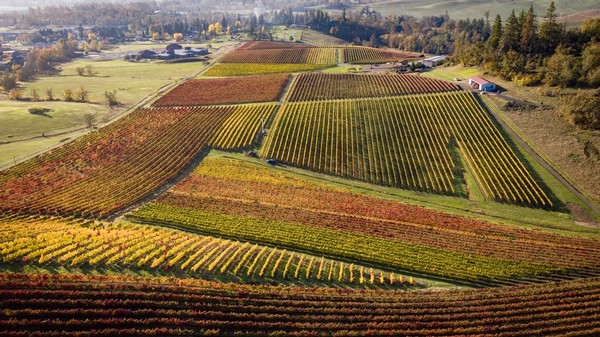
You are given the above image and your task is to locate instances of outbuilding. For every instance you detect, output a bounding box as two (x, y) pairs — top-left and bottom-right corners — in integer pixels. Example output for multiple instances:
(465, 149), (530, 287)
(469, 76), (496, 92)
(422, 55), (446, 68)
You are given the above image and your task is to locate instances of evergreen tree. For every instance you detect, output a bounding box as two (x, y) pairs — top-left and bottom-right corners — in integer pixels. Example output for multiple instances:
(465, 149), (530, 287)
(483, 11), (491, 41)
(520, 5), (538, 54)
(487, 14), (502, 51)
(540, 1), (562, 54)
(499, 10), (520, 52)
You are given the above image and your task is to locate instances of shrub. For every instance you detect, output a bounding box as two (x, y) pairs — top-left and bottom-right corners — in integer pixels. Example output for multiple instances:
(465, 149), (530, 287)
(75, 86), (89, 102)
(1, 72), (17, 92)
(30, 88), (41, 102)
(561, 90), (600, 130)
(513, 74), (542, 86)
(63, 89), (74, 102)
(7, 88), (23, 100)
(45, 88), (54, 101)
(104, 90), (120, 107)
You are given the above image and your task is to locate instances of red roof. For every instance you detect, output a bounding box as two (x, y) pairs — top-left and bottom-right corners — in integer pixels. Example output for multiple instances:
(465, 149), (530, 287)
(470, 76), (491, 85)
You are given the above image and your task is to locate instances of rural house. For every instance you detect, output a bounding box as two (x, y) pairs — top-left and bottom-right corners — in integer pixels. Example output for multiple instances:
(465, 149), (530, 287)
(469, 76), (496, 92)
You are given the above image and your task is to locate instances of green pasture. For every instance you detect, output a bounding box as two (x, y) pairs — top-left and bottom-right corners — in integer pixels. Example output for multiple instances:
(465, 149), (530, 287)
(16, 58), (202, 107)
(0, 101), (108, 142)
(420, 66), (479, 82)
(0, 56), (207, 165)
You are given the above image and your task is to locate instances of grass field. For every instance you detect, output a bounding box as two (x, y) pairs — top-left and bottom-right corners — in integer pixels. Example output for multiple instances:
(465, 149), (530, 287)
(0, 131), (87, 169)
(0, 101), (108, 142)
(16, 58), (203, 107)
(421, 66), (479, 82)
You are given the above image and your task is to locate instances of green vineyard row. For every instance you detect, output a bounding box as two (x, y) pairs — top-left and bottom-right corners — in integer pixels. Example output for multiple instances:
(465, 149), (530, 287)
(261, 91), (553, 208)
(210, 104), (276, 150)
(129, 203), (562, 285)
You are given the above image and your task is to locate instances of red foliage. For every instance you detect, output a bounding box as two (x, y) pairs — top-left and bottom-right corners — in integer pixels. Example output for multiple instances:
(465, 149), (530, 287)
(165, 174), (600, 270)
(288, 73), (460, 101)
(153, 74), (290, 107)
(0, 106), (234, 218)
(1, 273), (599, 336)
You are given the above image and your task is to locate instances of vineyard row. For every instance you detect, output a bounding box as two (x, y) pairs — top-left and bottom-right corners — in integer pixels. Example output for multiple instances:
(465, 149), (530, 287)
(261, 92), (553, 207)
(0, 216), (413, 288)
(0, 273), (599, 336)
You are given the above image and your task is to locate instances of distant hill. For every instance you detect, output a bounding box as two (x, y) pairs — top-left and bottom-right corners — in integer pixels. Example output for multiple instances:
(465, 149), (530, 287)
(358, 0), (600, 21)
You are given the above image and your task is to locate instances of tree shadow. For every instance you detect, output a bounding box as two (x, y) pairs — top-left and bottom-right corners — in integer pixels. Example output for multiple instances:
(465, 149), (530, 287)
(28, 107), (53, 118)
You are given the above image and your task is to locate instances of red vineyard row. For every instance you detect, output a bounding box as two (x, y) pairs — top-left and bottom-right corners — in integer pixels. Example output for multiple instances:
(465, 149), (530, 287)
(0, 106), (233, 218)
(159, 193), (600, 272)
(153, 74), (290, 107)
(0, 273), (599, 336)
(287, 73), (460, 101)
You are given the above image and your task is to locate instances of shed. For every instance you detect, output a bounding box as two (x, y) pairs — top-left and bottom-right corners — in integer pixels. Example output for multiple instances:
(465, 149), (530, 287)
(469, 76), (496, 92)
(422, 55), (446, 68)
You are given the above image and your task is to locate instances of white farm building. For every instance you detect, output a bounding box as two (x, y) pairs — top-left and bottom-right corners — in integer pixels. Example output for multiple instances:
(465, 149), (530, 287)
(469, 76), (496, 92)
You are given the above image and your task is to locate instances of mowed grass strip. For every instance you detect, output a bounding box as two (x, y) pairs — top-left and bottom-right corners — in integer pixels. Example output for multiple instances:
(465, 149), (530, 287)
(153, 74), (290, 106)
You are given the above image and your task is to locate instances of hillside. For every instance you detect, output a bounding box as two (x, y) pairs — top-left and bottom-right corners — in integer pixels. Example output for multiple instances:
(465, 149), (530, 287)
(361, 0), (600, 21)
(0, 40), (599, 336)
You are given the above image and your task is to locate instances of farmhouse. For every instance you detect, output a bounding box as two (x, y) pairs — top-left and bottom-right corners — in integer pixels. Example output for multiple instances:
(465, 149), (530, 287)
(137, 46), (208, 60)
(469, 76), (496, 92)
(138, 50), (158, 59)
(422, 55), (446, 68)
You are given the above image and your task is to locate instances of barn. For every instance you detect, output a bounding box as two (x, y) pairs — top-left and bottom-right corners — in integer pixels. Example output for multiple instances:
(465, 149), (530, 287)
(469, 76), (496, 92)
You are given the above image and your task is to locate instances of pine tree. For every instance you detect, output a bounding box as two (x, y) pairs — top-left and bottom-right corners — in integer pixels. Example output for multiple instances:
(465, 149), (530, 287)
(487, 15), (502, 51)
(520, 5), (538, 54)
(499, 10), (520, 52)
(540, 1), (562, 54)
